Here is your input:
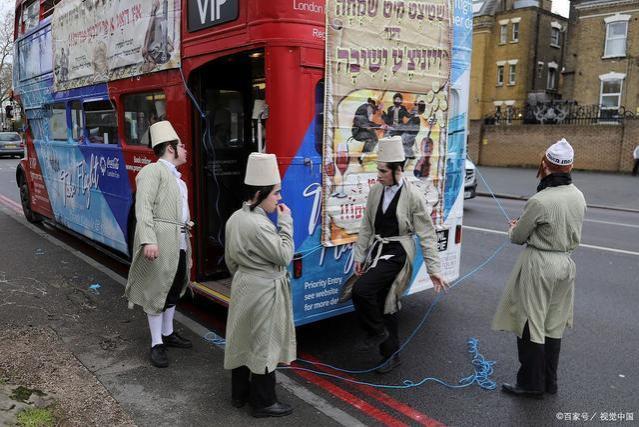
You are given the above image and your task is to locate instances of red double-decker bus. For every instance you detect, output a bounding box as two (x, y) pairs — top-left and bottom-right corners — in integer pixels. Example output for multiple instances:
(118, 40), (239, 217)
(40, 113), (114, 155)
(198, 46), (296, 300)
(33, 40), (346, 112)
(13, 0), (472, 324)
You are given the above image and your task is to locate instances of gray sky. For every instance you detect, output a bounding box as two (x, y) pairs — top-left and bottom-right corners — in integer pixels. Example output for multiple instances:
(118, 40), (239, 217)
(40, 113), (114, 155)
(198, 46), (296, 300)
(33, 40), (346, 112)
(553, 0), (570, 18)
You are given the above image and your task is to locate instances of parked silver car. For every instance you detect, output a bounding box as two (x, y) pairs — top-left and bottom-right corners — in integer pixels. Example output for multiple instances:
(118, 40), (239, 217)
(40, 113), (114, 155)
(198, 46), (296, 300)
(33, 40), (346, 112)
(0, 132), (23, 158)
(464, 159), (477, 199)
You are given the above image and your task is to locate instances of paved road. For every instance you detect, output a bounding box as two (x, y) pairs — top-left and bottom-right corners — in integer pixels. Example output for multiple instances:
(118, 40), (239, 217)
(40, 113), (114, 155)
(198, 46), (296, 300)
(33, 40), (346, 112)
(475, 165), (639, 211)
(0, 158), (20, 205)
(1, 156), (637, 426)
(298, 195), (639, 425)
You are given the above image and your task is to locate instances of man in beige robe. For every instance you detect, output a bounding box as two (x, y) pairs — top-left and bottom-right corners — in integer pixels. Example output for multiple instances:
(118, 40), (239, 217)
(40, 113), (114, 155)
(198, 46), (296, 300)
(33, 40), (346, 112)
(224, 153), (296, 418)
(352, 136), (447, 374)
(125, 121), (193, 368)
(493, 138), (586, 398)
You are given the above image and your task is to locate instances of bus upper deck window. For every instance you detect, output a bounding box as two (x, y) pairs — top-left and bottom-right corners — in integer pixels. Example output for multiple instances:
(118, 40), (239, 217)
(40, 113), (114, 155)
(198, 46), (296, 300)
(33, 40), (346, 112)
(84, 100), (119, 145)
(123, 91), (166, 147)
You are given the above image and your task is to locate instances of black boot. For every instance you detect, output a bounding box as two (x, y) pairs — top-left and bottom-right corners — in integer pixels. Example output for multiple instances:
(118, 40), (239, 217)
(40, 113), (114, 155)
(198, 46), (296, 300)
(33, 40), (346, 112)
(150, 344), (168, 368)
(501, 383), (544, 399)
(545, 336), (561, 394)
(252, 402), (293, 418)
(162, 331), (192, 348)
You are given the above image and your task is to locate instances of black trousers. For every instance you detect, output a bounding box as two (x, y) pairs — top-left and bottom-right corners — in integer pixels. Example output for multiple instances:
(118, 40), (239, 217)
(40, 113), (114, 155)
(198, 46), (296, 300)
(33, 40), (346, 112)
(516, 322), (561, 392)
(352, 250), (405, 358)
(632, 159), (639, 176)
(232, 366), (276, 409)
(163, 249), (187, 310)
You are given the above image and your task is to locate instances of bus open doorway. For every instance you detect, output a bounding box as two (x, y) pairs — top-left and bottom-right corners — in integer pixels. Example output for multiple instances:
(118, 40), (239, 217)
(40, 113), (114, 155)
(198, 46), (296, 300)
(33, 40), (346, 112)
(190, 50), (266, 303)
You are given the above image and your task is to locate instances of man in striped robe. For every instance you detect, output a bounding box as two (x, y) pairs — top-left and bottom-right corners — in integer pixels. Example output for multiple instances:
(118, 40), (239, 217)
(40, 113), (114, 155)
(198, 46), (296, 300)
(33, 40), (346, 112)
(493, 138), (586, 398)
(125, 121), (193, 368)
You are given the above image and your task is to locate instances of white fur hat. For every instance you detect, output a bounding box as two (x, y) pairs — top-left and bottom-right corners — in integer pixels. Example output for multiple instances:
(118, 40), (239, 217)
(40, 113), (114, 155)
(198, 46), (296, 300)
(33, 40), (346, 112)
(244, 153), (281, 186)
(377, 136), (405, 163)
(546, 138), (574, 166)
(149, 121), (180, 148)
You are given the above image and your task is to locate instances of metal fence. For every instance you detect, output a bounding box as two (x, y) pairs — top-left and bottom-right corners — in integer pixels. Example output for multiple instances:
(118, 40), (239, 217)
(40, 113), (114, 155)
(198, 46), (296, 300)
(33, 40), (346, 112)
(484, 102), (637, 125)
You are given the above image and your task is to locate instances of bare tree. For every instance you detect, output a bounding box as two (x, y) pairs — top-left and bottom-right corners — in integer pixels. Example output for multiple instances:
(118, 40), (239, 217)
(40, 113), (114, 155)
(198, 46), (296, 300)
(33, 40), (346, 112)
(0, 11), (15, 106)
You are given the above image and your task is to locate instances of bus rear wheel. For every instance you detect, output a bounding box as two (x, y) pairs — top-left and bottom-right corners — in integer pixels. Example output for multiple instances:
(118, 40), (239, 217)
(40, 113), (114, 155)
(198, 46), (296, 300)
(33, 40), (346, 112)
(20, 182), (42, 223)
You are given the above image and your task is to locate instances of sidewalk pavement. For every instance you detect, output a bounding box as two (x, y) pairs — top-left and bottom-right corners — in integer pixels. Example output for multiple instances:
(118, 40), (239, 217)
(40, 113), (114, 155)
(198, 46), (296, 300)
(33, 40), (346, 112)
(0, 208), (346, 426)
(474, 166), (639, 211)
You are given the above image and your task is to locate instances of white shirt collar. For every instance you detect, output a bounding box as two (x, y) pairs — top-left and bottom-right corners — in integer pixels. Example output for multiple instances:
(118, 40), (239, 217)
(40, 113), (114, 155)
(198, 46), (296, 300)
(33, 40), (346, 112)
(159, 158), (181, 179)
(384, 177), (404, 191)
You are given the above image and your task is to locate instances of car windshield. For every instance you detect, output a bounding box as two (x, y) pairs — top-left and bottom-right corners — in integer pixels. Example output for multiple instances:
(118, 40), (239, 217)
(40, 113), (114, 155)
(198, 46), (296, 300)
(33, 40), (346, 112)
(0, 133), (20, 142)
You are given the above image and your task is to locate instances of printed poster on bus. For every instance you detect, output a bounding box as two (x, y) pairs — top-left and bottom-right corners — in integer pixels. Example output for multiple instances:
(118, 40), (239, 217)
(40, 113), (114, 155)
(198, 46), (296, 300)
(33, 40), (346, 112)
(322, 0), (452, 246)
(52, 0), (181, 91)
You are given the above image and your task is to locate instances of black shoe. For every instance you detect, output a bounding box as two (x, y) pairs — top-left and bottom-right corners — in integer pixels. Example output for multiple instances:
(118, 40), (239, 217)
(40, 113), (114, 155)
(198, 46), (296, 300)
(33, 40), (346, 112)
(162, 332), (192, 348)
(150, 344), (168, 368)
(252, 402), (293, 418)
(375, 355), (402, 374)
(501, 383), (544, 399)
(546, 384), (558, 395)
(363, 329), (390, 349)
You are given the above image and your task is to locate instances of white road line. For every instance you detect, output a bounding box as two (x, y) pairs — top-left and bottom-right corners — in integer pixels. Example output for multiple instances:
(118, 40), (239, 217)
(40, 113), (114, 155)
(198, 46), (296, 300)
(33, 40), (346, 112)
(471, 198), (639, 226)
(463, 225), (639, 256)
(584, 218), (639, 229)
(0, 204), (363, 427)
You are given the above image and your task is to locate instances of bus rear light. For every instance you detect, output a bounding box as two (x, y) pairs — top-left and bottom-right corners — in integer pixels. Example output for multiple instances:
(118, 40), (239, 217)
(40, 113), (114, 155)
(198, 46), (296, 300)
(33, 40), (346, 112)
(455, 224), (462, 244)
(293, 254), (302, 279)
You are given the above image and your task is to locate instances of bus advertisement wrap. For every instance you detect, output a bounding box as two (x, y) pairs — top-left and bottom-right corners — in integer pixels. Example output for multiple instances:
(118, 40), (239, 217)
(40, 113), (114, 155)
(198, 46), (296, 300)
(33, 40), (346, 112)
(52, 0), (181, 91)
(13, 0), (473, 325)
(322, 0), (453, 248)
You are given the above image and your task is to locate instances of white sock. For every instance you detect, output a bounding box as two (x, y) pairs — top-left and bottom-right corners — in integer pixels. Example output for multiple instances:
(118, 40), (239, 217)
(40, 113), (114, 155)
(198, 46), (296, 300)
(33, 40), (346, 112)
(147, 313), (164, 347)
(162, 306), (176, 337)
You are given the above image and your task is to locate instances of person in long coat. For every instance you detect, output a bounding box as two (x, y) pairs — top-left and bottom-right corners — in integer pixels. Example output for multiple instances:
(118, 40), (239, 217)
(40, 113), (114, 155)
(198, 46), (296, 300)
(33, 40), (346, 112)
(493, 138), (586, 398)
(224, 153), (296, 418)
(125, 121), (193, 368)
(351, 136), (447, 374)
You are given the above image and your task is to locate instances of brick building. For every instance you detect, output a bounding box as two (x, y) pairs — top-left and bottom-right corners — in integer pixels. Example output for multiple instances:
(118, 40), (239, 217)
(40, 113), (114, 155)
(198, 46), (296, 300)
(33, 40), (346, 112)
(470, 0), (568, 121)
(562, 0), (639, 118)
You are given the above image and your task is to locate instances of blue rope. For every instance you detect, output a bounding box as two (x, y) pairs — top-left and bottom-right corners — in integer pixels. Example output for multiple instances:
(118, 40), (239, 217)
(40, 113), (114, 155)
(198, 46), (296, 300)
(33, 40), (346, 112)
(204, 331), (226, 347)
(179, 66), (206, 119)
(280, 337), (495, 390)
(474, 165), (512, 221)
(202, 163), (513, 391)
(202, 240), (507, 391)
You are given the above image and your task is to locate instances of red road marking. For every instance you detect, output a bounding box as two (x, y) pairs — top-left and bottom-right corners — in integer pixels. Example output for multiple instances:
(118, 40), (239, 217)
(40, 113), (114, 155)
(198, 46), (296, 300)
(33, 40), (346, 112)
(290, 363), (409, 426)
(0, 194), (23, 215)
(299, 353), (445, 427)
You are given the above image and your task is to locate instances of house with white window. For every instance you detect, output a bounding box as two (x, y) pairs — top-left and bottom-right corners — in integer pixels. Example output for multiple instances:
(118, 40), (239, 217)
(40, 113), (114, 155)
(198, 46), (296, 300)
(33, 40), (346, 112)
(562, 0), (639, 119)
(470, 0), (568, 120)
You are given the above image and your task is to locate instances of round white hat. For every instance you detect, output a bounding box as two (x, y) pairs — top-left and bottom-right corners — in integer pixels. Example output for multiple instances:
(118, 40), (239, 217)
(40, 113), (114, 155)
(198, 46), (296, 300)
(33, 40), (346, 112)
(546, 138), (574, 166)
(149, 121), (180, 148)
(244, 153), (281, 186)
(377, 136), (405, 163)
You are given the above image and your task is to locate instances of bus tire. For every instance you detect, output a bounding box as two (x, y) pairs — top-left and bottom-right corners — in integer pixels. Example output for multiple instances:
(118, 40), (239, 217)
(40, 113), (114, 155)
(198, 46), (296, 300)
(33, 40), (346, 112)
(20, 182), (42, 223)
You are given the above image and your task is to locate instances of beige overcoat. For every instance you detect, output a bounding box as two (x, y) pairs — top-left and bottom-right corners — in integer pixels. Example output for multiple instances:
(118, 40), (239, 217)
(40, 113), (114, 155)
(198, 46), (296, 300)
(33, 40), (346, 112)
(223, 204), (296, 374)
(125, 162), (192, 315)
(492, 184), (586, 344)
(353, 179), (441, 315)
